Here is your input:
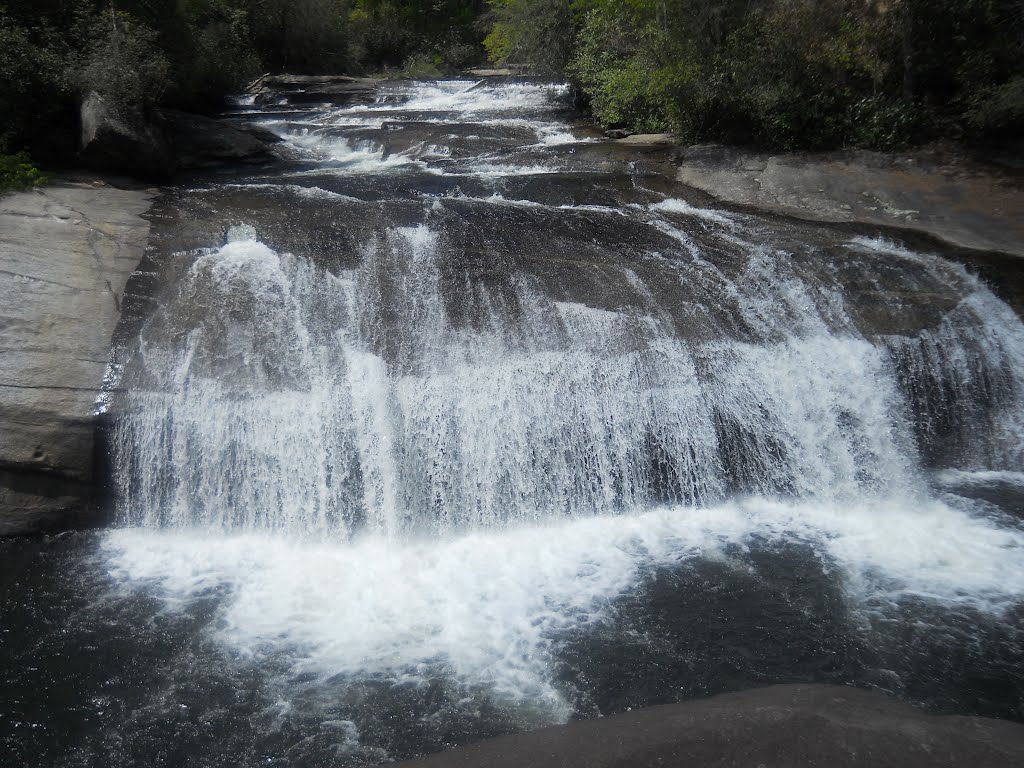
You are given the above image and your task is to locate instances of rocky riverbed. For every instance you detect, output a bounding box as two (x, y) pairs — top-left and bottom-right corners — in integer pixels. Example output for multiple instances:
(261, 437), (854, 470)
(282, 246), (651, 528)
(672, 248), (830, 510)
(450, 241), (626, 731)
(3, 82), (1024, 535)
(2, 75), (1024, 768)
(391, 683), (1024, 768)
(3, 80), (1023, 535)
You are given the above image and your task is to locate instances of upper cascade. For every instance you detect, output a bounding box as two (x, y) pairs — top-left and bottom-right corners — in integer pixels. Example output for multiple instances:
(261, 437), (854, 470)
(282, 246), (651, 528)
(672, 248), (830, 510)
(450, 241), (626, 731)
(107, 80), (1024, 537)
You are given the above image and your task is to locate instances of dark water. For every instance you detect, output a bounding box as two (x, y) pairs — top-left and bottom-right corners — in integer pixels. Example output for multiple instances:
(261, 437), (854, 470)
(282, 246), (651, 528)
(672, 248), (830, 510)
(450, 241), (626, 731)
(3, 80), (1024, 767)
(3, 525), (1023, 767)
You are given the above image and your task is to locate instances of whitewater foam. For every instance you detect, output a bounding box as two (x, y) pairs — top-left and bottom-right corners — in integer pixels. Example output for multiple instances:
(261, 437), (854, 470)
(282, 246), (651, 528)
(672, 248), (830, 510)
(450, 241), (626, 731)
(102, 494), (1024, 715)
(650, 198), (737, 226)
(284, 131), (422, 172)
(935, 469), (1024, 487)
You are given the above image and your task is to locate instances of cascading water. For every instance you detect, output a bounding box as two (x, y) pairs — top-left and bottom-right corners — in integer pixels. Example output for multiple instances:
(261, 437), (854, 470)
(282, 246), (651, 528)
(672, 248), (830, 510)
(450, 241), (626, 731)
(114, 224), (934, 533)
(4, 79), (1024, 767)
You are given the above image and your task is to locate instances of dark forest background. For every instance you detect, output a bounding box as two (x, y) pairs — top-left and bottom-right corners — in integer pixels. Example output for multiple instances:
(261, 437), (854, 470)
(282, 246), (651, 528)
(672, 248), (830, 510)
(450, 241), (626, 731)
(2, 0), (1022, 185)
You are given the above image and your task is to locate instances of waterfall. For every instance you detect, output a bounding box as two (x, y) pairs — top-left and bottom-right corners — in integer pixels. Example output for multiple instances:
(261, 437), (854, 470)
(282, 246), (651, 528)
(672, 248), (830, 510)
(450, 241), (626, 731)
(96, 79), (1024, 751)
(106, 79), (1024, 535)
(110, 218), (1024, 536)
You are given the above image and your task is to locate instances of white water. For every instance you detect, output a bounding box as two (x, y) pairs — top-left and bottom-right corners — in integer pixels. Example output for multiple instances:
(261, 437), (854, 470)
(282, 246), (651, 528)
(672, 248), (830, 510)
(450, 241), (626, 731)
(936, 469), (1024, 487)
(108, 222), (1024, 716)
(115, 224), (980, 533)
(103, 80), (1024, 728)
(103, 494), (1024, 718)
(258, 79), (581, 174)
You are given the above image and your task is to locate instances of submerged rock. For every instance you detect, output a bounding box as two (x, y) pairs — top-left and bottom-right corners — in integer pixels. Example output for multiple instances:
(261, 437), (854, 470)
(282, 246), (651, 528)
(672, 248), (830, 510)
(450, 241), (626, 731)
(248, 74), (380, 107)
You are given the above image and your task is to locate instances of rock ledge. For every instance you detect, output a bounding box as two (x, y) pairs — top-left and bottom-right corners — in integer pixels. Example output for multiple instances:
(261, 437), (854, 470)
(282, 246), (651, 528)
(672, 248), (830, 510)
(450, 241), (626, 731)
(0, 180), (156, 536)
(675, 144), (1024, 257)
(390, 683), (1024, 768)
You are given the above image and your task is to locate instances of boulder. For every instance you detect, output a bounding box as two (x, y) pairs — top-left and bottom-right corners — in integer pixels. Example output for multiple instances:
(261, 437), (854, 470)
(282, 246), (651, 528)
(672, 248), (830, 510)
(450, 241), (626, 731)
(80, 91), (280, 177)
(464, 68), (523, 77)
(231, 122), (286, 145)
(0, 181), (157, 536)
(619, 132), (674, 146)
(249, 74), (380, 107)
(391, 684), (1024, 768)
(673, 143), (1024, 258)
(157, 109), (278, 169)
(79, 91), (174, 178)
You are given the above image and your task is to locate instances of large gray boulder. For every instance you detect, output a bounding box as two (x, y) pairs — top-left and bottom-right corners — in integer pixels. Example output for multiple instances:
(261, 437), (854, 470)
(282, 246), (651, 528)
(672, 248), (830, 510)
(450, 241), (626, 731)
(673, 143), (1024, 257)
(80, 91), (279, 177)
(79, 91), (175, 178)
(392, 683), (1024, 768)
(0, 181), (156, 536)
(158, 109), (279, 169)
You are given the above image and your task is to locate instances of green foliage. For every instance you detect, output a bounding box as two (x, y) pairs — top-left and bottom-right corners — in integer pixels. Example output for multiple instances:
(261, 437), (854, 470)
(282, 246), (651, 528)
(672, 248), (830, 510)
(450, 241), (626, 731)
(0, 151), (47, 195)
(567, 0), (741, 135)
(247, 0), (350, 74)
(485, 0), (575, 75)
(172, 0), (262, 108)
(348, 0), (483, 72)
(848, 96), (918, 151)
(400, 52), (444, 80)
(0, 14), (69, 154)
(718, 1), (900, 149)
(491, 0), (1023, 150)
(3, 0), (1020, 164)
(967, 77), (1024, 137)
(74, 12), (171, 111)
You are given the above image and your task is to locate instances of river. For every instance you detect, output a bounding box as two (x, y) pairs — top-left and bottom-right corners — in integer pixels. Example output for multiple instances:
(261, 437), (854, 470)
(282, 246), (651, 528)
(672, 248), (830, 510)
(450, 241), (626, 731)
(2, 78), (1024, 767)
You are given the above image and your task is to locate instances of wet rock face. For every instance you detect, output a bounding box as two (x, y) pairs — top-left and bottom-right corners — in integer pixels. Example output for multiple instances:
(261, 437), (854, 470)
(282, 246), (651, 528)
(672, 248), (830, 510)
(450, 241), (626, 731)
(132, 165), (968, 359)
(79, 92), (280, 178)
(673, 143), (1024, 259)
(157, 109), (280, 169)
(79, 91), (175, 178)
(248, 74), (381, 107)
(389, 684), (1024, 768)
(100, 79), (1024, 540)
(0, 182), (155, 536)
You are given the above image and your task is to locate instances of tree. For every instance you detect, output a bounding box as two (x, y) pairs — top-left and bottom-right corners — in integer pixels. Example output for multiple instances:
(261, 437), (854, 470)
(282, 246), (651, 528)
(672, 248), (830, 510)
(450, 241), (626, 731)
(484, 0), (575, 75)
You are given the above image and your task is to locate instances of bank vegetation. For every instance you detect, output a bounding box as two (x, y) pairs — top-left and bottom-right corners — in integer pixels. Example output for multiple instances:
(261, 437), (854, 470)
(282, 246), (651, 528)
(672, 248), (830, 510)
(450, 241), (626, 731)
(2, 0), (1021, 186)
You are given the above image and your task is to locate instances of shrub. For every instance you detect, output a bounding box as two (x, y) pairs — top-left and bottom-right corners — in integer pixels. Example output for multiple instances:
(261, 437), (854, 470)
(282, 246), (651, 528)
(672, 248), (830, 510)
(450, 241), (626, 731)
(848, 96), (918, 150)
(401, 52), (443, 80)
(569, 2), (676, 132)
(74, 12), (171, 112)
(0, 15), (68, 154)
(0, 151), (47, 195)
(966, 76), (1024, 139)
(485, 0), (575, 75)
(172, 2), (262, 109)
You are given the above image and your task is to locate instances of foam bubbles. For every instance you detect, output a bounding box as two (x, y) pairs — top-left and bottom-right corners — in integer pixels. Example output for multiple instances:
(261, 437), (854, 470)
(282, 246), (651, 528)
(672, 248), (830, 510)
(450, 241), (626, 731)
(102, 494), (1024, 715)
(935, 469), (1024, 488)
(651, 198), (737, 226)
